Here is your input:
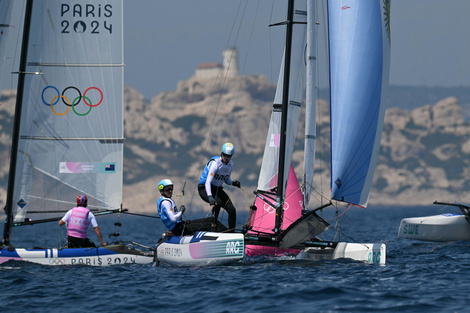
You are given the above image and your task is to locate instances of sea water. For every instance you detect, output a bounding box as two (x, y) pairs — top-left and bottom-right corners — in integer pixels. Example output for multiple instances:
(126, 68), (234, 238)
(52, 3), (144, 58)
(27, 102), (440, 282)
(1, 206), (470, 312)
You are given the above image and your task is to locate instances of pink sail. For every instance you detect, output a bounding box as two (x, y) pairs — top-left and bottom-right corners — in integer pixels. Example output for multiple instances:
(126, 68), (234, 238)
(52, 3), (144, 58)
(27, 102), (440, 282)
(246, 165), (303, 256)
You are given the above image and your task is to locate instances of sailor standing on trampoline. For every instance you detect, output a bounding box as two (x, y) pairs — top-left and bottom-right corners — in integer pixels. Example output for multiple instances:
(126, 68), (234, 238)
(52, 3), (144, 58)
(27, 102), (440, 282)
(198, 142), (241, 231)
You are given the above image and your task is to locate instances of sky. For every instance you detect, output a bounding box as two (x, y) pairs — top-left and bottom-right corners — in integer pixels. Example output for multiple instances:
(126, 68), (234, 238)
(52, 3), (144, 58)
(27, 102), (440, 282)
(123, 0), (470, 100)
(1, 1), (469, 101)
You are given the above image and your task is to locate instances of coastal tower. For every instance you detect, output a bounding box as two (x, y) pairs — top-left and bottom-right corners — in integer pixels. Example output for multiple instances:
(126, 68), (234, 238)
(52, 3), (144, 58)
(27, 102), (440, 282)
(222, 47), (238, 77)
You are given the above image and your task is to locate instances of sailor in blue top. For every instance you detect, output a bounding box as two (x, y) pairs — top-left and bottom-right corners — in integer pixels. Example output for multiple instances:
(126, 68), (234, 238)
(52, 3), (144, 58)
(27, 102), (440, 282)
(157, 179), (190, 236)
(198, 142), (241, 231)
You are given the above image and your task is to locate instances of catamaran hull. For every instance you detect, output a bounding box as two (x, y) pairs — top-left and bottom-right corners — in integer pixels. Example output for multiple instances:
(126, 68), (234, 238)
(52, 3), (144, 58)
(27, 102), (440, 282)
(398, 214), (470, 242)
(297, 242), (386, 265)
(156, 232), (244, 266)
(245, 245), (301, 257)
(0, 244), (155, 266)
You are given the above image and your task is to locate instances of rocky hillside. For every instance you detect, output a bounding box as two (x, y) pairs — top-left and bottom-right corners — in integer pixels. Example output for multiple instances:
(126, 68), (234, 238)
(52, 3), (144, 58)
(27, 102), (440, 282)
(375, 96), (470, 205)
(1, 76), (470, 213)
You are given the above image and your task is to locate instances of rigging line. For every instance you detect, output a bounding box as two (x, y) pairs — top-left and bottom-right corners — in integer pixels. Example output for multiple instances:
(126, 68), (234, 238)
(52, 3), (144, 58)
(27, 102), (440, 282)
(230, 1), (265, 207)
(334, 226), (369, 248)
(330, 203), (369, 244)
(304, 179), (331, 206)
(268, 0), (275, 82)
(202, 0), (247, 149)
(234, 0), (260, 107)
(120, 211), (160, 219)
(325, 203), (352, 222)
(452, 190), (470, 206)
(238, 186), (254, 197)
(329, 206), (372, 248)
(339, 208), (367, 237)
(201, 0), (243, 146)
(332, 204), (345, 241)
(202, 0), (248, 151)
(186, 0), (246, 213)
(217, 0), (261, 210)
(123, 241), (156, 252)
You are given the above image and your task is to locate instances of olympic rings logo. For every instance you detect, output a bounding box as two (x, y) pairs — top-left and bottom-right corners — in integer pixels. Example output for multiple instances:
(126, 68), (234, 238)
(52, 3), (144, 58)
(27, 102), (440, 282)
(41, 86), (103, 116)
(263, 201), (289, 214)
(49, 258), (66, 265)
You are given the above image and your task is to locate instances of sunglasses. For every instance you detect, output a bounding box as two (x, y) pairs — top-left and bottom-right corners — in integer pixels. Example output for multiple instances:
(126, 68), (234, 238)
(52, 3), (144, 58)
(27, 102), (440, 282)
(163, 188), (173, 192)
(222, 153), (232, 158)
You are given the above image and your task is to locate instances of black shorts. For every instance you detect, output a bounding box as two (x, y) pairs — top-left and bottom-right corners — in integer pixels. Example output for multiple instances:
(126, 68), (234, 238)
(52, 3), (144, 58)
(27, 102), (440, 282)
(67, 236), (96, 248)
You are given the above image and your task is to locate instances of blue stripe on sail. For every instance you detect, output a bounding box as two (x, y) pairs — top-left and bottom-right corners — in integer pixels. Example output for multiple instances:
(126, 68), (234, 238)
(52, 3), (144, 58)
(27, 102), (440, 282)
(329, 0), (386, 206)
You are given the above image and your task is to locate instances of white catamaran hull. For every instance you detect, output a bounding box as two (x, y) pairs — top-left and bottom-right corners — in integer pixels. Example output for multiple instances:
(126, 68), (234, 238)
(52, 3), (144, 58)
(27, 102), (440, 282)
(398, 214), (470, 242)
(297, 242), (386, 265)
(0, 244), (155, 266)
(156, 232), (244, 266)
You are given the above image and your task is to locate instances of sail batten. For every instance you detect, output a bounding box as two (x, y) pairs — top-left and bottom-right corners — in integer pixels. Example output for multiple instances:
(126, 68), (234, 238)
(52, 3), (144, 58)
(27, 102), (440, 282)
(28, 62), (124, 67)
(20, 136), (124, 141)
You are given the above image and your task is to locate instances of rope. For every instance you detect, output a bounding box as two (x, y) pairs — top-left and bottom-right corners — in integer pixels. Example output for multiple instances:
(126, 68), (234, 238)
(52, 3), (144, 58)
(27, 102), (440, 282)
(184, 1), (246, 215)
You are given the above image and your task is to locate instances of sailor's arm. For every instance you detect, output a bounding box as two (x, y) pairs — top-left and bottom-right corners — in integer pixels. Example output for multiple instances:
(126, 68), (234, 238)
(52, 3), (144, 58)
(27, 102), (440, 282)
(94, 226), (106, 246)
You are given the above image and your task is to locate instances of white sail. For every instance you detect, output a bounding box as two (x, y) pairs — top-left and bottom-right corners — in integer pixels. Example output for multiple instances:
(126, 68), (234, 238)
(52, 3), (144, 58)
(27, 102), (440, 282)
(11, 0), (124, 222)
(257, 0), (307, 194)
(0, 0), (15, 92)
(303, 0), (317, 206)
(0, 0), (14, 56)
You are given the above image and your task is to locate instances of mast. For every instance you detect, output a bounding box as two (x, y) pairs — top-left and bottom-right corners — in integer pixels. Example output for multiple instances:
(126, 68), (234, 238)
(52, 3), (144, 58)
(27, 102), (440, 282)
(3, 0), (34, 244)
(275, 0), (294, 235)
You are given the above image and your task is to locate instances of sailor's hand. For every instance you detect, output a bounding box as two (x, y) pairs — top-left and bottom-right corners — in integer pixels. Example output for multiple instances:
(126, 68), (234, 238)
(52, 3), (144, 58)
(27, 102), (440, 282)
(101, 243), (107, 246)
(208, 196), (216, 206)
(232, 180), (241, 188)
(180, 205), (186, 214)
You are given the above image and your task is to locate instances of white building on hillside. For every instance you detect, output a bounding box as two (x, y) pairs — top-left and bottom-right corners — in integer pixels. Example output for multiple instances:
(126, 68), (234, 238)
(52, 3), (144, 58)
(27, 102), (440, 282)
(194, 47), (238, 79)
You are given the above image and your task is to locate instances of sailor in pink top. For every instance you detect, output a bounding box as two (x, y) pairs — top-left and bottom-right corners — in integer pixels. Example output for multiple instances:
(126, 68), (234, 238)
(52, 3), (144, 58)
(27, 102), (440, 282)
(59, 194), (106, 248)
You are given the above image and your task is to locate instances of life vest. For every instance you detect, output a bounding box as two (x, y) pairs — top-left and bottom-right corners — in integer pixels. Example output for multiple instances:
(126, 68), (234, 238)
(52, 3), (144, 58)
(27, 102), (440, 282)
(67, 206), (90, 238)
(157, 197), (179, 230)
(198, 156), (233, 187)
